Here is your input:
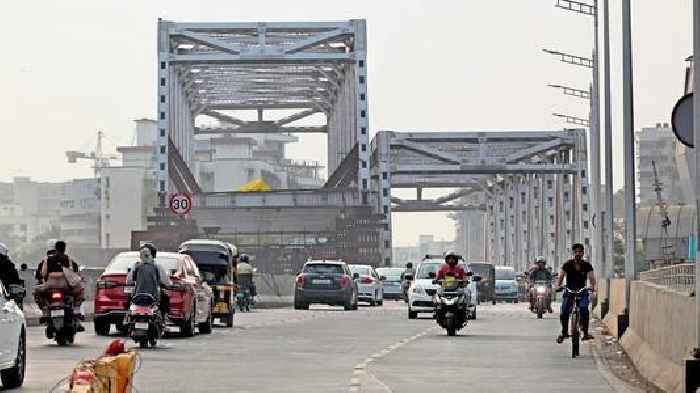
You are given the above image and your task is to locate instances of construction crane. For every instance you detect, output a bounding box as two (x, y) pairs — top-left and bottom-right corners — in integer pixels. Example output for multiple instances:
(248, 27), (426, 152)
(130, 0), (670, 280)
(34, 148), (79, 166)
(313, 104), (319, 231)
(651, 160), (675, 265)
(66, 130), (119, 177)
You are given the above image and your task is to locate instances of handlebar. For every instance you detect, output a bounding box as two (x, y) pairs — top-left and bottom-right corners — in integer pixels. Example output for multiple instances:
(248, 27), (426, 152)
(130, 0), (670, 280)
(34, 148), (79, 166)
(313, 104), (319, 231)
(555, 287), (593, 294)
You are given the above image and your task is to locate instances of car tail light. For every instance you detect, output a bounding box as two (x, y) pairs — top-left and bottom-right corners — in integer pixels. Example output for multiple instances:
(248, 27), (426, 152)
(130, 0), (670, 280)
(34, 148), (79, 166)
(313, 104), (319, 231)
(296, 275), (305, 286)
(340, 276), (350, 288)
(51, 291), (64, 301)
(96, 280), (116, 289)
(360, 276), (374, 285)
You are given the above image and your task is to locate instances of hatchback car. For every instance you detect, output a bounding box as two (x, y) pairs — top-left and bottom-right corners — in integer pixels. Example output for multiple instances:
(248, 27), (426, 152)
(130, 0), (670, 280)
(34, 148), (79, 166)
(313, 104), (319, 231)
(94, 251), (213, 336)
(349, 264), (384, 306)
(0, 283), (25, 389)
(375, 267), (404, 300)
(294, 260), (358, 310)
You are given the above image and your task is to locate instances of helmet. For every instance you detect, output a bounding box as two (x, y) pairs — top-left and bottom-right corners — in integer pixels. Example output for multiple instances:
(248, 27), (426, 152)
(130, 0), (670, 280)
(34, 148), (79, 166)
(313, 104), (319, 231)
(239, 254), (250, 263)
(0, 243), (8, 257)
(444, 251), (459, 264)
(535, 256), (546, 265)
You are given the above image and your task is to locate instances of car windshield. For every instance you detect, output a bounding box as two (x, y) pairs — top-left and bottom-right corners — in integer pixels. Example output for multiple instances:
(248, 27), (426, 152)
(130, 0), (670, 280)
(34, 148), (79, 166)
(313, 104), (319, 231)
(350, 266), (372, 276)
(183, 250), (229, 265)
(469, 263), (492, 277)
(416, 263), (441, 280)
(376, 268), (403, 281)
(303, 264), (345, 274)
(105, 254), (180, 274)
(199, 265), (230, 284)
(496, 268), (515, 280)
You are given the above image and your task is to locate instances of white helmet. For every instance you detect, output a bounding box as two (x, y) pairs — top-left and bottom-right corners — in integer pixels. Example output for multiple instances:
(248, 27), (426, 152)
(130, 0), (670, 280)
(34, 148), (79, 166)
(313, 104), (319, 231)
(535, 256), (546, 264)
(0, 243), (8, 257)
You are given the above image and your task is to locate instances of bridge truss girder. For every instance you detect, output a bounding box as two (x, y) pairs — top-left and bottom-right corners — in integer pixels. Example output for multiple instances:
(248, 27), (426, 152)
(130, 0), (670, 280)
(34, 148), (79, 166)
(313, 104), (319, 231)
(371, 130), (591, 269)
(157, 19), (369, 202)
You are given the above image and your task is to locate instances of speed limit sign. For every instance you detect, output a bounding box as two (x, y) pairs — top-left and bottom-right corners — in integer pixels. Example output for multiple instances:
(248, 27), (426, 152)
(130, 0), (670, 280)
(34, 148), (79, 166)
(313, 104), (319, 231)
(169, 193), (193, 216)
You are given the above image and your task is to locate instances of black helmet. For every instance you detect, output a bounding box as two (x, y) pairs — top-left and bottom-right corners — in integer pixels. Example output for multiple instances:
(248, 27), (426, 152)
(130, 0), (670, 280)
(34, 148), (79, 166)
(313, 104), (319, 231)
(239, 254), (250, 263)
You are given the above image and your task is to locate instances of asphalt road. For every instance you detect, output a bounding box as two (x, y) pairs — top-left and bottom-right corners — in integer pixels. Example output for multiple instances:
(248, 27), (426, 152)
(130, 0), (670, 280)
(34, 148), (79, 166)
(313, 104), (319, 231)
(10, 301), (619, 392)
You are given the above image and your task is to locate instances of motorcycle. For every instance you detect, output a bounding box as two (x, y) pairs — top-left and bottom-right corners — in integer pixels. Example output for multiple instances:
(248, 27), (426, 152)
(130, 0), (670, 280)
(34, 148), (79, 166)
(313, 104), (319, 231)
(43, 288), (80, 346)
(236, 288), (252, 312)
(428, 273), (480, 336)
(531, 280), (552, 319)
(126, 292), (163, 349)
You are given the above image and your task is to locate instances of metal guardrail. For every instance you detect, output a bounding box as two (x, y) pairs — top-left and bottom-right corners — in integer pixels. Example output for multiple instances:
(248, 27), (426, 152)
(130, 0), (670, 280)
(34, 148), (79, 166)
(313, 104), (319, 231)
(639, 263), (696, 294)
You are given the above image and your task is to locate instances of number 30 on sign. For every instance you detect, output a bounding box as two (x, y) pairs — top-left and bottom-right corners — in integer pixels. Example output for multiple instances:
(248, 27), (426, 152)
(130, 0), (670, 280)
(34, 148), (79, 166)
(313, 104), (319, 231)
(169, 193), (193, 216)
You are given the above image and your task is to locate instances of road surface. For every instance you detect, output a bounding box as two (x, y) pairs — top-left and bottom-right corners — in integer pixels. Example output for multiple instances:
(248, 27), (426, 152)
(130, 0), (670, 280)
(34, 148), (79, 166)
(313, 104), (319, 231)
(11, 302), (619, 392)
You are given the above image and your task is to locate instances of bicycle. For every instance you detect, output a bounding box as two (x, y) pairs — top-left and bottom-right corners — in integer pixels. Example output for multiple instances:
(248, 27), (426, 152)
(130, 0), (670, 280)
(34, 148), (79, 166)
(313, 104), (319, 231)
(556, 287), (591, 358)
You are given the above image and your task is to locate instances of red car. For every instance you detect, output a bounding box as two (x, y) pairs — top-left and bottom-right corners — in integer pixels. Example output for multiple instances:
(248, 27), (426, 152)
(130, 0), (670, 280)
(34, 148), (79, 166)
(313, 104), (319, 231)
(94, 251), (213, 337)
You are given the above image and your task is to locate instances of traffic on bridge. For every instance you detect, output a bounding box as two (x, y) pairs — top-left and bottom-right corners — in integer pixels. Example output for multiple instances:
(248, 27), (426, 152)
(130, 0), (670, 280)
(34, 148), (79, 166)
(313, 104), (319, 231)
(1, 1), (699, 392)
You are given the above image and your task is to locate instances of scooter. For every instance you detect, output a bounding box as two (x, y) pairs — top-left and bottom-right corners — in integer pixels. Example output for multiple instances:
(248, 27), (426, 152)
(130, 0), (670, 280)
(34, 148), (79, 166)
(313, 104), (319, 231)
(126, 293), (163, 349)
(43, 288), (80, 346)
(428, 273), (481, 336)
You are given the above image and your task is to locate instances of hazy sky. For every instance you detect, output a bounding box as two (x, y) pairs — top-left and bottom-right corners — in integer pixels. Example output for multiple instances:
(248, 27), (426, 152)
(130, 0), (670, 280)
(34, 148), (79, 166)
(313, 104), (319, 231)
(0, 1), (692, 246)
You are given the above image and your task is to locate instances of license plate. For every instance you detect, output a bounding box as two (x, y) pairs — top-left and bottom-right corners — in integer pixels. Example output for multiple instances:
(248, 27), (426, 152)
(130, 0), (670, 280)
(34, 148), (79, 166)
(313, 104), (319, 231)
(214, 318), (221, 325)
(123, 286), (134, 294)
(312, 279), (331, 285)
(134, 322), (149, 330)
(51, 309), (65, 317)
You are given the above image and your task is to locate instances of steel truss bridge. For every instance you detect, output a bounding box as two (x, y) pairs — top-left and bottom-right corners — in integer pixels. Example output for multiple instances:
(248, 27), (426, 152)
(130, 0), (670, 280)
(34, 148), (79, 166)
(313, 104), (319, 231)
(155, 19), (591, 271)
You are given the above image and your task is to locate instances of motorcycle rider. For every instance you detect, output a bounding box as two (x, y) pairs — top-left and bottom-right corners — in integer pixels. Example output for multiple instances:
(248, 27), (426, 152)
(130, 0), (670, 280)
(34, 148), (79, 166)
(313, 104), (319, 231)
(236, 254), (254, 302)
(0, 243), (21, 290)
(437, 251), (467, 280)
(126, 244), (172, 318)
(555, 243), (596, 343)
(35, 240), (85, 329)
(528, 256), (553, 313)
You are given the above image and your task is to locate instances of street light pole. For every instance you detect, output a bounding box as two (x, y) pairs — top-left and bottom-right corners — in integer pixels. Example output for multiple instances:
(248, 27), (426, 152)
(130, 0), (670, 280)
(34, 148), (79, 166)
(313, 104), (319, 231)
(693, 0), (700, 359)
(603, 0), (614, 282)
(590, 0), (604, 284)
(622, 0), (636, 284)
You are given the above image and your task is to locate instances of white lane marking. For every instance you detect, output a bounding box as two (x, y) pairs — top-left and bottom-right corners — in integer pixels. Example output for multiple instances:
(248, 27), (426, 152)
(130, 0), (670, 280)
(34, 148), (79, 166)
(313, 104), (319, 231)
(348, 326), (436, 392)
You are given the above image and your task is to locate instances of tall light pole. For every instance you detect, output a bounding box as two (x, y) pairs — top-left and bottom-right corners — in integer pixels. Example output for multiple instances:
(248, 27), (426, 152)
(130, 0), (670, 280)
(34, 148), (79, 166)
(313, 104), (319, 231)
(603, 0), (614, 282)
(621, 0), (636, 285)
(693, 0), (700, 360)
(549, 0), (603, 276)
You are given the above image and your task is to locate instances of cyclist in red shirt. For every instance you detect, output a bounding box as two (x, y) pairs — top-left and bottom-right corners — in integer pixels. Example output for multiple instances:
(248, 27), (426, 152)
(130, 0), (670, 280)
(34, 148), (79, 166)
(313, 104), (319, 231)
(436, 251), (467, 280)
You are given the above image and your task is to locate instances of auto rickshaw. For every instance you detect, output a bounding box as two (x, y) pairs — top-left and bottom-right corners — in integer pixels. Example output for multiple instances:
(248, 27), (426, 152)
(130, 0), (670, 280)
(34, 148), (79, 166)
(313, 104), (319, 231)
(178, 239), (238, 327)
(467, 262), (496, 305)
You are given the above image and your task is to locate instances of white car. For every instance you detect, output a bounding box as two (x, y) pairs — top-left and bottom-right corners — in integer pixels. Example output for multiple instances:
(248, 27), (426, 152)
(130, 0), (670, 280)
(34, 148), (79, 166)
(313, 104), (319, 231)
(408, 260), (477, 319)
(0, 283), (26, 389)
(349, 265), (384, 306)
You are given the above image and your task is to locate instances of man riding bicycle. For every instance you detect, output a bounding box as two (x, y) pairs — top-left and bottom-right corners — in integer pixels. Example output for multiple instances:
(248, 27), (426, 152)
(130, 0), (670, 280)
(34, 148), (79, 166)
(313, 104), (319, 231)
(555, 243), (596, 343)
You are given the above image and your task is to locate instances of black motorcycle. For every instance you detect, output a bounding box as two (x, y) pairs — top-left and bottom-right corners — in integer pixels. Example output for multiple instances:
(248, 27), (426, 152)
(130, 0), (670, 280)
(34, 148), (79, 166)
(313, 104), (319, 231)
(43, 288), (79, 346)
(427, 273), (480, 336)
(126, 293), (163, 349)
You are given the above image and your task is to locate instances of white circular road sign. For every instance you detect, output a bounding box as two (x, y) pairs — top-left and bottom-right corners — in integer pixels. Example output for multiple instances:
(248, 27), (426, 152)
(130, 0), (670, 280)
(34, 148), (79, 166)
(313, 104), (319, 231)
(169, 193), (193, 216)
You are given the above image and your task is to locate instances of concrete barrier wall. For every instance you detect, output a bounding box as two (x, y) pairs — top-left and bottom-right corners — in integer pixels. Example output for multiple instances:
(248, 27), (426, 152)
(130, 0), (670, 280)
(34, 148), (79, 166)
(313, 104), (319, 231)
(619, 280), (696, 393)
(602, 278), (627, 335)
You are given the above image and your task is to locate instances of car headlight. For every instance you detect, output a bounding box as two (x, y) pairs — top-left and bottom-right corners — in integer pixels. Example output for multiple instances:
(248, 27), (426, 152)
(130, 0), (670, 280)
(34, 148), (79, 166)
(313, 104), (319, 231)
(412, 286), (424, 295)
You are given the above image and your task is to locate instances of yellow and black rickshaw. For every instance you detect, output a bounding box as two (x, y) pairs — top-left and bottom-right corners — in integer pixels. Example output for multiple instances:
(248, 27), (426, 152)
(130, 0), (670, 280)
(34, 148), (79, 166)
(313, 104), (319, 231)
(178, 239), (238, 327)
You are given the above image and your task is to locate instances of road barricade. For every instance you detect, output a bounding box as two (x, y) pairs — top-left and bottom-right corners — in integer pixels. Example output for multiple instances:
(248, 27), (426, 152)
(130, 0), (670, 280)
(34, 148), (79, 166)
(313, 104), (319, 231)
(66, 340), (138, 393)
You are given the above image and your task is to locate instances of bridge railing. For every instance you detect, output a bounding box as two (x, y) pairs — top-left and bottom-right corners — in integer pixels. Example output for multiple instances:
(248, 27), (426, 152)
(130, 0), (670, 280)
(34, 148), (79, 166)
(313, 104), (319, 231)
(638, 263), (696, 294)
